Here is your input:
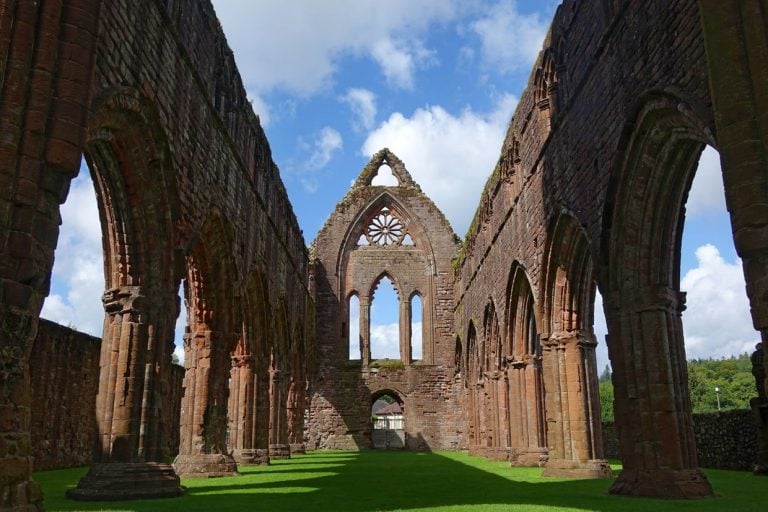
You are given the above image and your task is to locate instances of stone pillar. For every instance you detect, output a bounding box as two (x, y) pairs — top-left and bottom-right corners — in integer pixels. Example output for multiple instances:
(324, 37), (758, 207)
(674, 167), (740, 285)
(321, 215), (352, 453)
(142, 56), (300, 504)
(287, 375), (306, 455)
(699, 1), (768, 474)
(0, 0), (100, 508)
(268, 364), (290, 459)
(173, 330), (238, 477)
(751, 344), (768, 474)
(506, 358), (547, 466)
(541, 330), (611, 479)
(400, 298), (411, 364)
(360, 297), (371, 366)
(605, 286), (713, 498)
(254, 364), (271, 464)
(68, 287), (184, 500)
(229, 353), (264, 464)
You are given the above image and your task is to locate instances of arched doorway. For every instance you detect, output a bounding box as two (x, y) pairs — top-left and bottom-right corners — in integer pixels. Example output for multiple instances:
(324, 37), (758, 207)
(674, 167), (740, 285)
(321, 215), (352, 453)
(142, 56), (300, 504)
(371, 391), (405, 449)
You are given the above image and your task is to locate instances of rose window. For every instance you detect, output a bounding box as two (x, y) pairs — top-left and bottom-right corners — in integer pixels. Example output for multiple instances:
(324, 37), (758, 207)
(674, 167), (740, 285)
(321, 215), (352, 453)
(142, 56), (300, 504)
(367, 207), (404, 245)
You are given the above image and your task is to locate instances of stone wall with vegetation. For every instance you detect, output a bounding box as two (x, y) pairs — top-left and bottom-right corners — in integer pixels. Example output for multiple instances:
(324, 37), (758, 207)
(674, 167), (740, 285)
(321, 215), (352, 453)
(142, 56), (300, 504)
(29, 320), (184, 470)
(603, 409), (758, 471)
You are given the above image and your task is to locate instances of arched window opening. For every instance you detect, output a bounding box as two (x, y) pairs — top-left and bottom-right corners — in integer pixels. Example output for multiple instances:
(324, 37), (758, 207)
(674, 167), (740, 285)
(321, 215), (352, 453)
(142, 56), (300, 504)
(348, 294), (361, 360)
(371, 163), (399, 186)
(454, 336), (462, 377)
(174, 281), (187, 365)
(680, 145), (757, 413)
(410, 294), (423, 360)
(41, 161), (104, 336)
(370, 276), (400, 360)
(371, 392), (404, 449)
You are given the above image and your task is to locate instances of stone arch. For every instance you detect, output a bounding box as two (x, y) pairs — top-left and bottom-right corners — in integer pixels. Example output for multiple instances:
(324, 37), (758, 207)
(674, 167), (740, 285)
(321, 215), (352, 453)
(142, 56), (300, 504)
(600, 92), (715, 498)
(534, 49), (559, 124)
(503, 262), (547, 465)
(465, 321), (482, 451)
(338, 191), (437, 271)
(483, 300), (503, 373)
(77, 87), (183, 486)
(174, 210), (241, 477)
(505, 263), (539, 359)
(540, 212), (611, 478)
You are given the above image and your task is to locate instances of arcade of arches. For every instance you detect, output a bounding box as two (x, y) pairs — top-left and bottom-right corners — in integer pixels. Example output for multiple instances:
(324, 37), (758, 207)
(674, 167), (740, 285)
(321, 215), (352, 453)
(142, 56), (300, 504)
(1, 0), (768, 510)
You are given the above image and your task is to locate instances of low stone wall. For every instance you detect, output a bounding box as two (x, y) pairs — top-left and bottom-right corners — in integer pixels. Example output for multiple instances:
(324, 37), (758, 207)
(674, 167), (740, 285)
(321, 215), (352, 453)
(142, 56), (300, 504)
(603, 409), (759, 471)
(29, 320), (185, 470)
(29, 320), (101, 470)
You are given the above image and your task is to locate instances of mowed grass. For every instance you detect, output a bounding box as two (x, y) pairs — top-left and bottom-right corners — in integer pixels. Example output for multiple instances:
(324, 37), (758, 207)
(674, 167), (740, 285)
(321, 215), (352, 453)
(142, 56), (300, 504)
(35, 451), (767, 512)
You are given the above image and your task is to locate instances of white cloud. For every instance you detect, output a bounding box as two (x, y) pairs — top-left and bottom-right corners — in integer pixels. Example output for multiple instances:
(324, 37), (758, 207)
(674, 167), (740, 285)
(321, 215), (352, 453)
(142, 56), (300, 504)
(341, 88), (378, 131)
(370, 38), (435, 90)
(248, 93), (271, 127)
(371, 322), (400, 359)
(307, 126), (343, 172)
(471, 0), (548, 74)
(687, 145), (726, 218)
(211, 0), (459, 97)
(41, 171), (104, 336)
(681, 244), (759, 359)
(362, 93), (518, 235)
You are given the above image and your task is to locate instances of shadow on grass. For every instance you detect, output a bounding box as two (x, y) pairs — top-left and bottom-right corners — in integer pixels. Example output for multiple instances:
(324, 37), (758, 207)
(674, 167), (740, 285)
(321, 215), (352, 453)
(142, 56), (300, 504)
(35, 451), (768, 512)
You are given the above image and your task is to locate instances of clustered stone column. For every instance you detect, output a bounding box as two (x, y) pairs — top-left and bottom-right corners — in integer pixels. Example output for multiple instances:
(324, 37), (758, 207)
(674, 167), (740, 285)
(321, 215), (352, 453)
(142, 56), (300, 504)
(286, 374), (307, 455)
(399, 298), (412, 364)
(505, 356), (547, 466)
(173, 330), (239, 477)
(268, 351), (290, 459)
(541, 330), (611, 478)
(67, 287), (184, 500)
(359, 297), (371, 366)
(605, 286), (712, 498)
(699, 0), (768, 480)
(227, 351), (269, 464)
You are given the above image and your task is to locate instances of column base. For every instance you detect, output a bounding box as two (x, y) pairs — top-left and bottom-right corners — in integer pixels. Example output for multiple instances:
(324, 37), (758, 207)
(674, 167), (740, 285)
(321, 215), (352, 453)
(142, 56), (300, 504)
(609, 468), (715, 499)
(542, 458), (613, 479)
(172, 453), (238, 478)
(269, 443), (291, 459)
(66, 462), (184, 501)
(289, 443), (306, 455)
(232, 448), (270, 465)
(510, 447), (548, 467)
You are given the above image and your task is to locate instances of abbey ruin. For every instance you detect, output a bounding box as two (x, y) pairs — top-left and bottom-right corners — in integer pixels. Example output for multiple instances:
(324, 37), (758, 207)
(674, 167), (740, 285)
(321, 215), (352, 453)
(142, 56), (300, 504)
(1, 0), (767, 510)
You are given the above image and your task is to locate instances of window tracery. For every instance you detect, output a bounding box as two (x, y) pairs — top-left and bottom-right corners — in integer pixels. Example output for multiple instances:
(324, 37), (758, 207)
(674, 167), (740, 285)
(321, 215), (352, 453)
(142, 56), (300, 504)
(357, 207), (415, 247)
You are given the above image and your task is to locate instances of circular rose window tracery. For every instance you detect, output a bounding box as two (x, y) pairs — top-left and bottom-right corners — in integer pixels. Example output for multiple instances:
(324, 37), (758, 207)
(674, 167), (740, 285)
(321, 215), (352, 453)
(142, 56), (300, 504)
(367, 207), (404, 245)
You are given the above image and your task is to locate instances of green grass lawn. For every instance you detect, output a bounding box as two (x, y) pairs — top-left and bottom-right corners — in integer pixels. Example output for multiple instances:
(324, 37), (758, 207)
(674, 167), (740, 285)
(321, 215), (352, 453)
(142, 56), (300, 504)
(35, 451), (767, 512)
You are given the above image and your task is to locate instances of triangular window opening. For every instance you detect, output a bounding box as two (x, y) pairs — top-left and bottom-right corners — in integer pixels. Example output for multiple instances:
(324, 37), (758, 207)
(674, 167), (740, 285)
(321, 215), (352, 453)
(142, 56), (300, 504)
(371, 163), (399, 187)
(402, 234), (414, 246)
(357, 234), (369, 246)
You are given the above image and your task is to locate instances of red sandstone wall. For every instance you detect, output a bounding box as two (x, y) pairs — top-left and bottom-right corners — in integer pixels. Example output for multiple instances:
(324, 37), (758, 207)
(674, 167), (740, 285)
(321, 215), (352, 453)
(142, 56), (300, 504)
(29, 320), (185, 470)
(29, 320), (100, 470)
(308, 151), (463, 450)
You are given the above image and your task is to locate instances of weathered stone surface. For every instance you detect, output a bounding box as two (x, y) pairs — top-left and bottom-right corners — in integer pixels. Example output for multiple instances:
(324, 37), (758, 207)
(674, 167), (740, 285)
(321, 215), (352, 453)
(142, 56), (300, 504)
(28, 320), (184, 471)
(66, 463), (183, 501)
(4, 0), (768, 508)
(173, 454), (239, 479)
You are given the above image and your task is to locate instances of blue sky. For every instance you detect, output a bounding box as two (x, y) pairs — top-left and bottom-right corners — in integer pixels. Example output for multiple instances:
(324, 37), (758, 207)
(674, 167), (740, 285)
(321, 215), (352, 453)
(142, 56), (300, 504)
(42, 1), (758, 372)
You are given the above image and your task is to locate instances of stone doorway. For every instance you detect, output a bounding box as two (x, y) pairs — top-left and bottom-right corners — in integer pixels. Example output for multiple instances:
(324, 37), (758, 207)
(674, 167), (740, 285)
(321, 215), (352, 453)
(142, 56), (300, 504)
(371, 392), (405, 449)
